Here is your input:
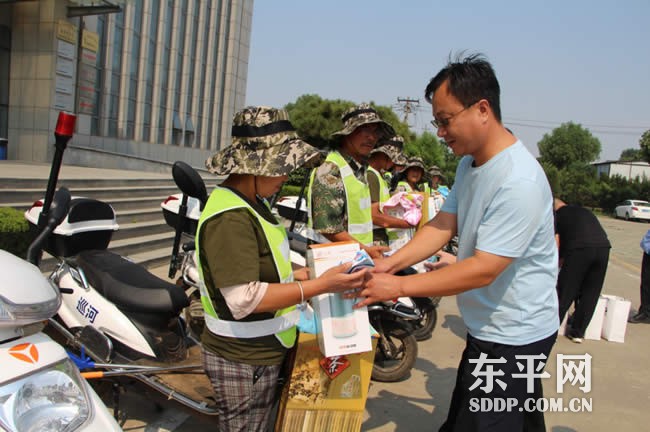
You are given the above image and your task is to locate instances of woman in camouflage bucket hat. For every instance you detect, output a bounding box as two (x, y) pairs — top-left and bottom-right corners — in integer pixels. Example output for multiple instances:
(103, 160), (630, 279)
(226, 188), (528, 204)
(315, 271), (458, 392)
(197, 106), (368, 431)
(332, 103), (395, 141)
(396, 156), (427, 193)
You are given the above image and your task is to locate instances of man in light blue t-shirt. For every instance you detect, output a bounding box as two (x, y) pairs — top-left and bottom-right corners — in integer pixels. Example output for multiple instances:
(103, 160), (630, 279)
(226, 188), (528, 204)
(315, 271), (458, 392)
(356, 53), (559, 432)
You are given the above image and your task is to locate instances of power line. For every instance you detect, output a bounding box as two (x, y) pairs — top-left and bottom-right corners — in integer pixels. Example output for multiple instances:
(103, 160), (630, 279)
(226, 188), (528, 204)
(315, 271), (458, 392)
(410, 105), (649, 131)
(503, 117), (649, 130)
(504, 121), (645, 136)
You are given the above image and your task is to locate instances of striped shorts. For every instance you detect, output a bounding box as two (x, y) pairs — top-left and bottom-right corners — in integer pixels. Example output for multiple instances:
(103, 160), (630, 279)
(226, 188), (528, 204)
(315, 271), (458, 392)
(202, 348), (282, 432)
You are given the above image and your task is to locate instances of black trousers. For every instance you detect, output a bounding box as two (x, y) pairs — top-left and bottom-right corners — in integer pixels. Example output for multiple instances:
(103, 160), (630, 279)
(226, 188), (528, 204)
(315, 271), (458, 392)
(439, 332), (557, 432)
(640, 252), (650, 314)
(556, 246), (610, 337)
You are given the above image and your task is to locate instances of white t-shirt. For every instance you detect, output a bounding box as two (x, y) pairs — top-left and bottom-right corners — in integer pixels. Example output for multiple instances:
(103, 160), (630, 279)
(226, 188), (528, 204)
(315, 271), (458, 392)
(442, 141), (559, 345)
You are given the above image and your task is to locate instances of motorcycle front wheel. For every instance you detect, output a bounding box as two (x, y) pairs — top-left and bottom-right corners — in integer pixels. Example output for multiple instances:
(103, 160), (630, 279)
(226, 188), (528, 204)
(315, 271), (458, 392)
(371, 320), (418, 382)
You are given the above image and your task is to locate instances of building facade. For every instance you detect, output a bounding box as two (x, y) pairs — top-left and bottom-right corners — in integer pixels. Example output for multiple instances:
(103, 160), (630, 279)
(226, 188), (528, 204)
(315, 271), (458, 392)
(593, 160), (650, 181)
(0, 0), (254, 172)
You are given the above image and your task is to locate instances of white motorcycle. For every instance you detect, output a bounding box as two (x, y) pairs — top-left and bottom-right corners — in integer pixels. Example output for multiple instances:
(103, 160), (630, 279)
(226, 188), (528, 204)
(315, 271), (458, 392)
(24, 112), (218, 417)
(0, 187), (121, 432)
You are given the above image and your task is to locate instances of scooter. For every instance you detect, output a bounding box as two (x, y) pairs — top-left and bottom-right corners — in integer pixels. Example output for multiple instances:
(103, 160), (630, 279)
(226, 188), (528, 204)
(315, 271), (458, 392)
(24, 112), (219, 417)
(1, 187), (121, 431)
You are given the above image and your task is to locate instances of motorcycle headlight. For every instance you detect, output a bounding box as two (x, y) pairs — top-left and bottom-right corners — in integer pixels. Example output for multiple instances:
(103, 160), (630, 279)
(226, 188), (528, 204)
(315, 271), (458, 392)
(0, 359), (92, 432)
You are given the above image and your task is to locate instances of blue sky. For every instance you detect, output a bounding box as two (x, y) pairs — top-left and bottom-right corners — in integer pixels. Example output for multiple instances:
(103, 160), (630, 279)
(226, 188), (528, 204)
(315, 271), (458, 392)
(245, 1), (650, 161)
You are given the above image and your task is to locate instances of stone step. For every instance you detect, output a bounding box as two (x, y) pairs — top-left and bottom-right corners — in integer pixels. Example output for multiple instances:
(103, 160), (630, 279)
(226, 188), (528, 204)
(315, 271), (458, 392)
(0, 177), (178, 189)
(111, 219), (172, 241)
(116, 207), (166, 224)
(6, 196), (169, 213)
(0, 185), (181, 206)
(108, 231), (175, 257)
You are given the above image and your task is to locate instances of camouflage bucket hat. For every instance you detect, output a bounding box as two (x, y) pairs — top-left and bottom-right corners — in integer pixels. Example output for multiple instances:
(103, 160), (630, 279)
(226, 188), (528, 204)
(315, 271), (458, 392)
(403, 156), (426, 172)
(331, 103), (395, 140)
(370, 143), (402, 165)
(428, 165), (443, 177)
(377, 134), (405, 151)
(394, 152), (409, 166)
(206, 106), (322, 177)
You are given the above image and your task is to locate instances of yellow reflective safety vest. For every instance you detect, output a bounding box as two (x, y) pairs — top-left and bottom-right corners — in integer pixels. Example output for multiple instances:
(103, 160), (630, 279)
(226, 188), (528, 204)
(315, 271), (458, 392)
(308, 151), (373, 246)
(195, 187), (297, 348)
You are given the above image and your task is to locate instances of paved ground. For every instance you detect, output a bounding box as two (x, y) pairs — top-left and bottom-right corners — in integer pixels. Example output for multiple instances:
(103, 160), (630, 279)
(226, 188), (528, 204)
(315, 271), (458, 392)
(4, 161), (645, 431)
(104, 215), (650, 431)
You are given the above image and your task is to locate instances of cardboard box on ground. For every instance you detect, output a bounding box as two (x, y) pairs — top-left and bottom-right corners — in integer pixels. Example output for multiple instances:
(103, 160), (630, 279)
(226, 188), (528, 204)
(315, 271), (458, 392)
(306, 241), (373, 358)
(274, 333), (376, 432)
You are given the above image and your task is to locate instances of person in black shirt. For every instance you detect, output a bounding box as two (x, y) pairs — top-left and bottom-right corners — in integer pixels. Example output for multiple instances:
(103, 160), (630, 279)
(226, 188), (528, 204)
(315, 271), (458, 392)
(554, 198), (611, 343)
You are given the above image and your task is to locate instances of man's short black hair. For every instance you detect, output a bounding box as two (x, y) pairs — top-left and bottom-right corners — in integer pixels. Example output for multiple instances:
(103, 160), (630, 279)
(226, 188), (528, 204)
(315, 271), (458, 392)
(424, 52), (502, 122)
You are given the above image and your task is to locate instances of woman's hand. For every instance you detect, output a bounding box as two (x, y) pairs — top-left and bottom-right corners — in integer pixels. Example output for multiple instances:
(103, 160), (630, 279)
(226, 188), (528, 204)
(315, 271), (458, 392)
(317, 262), (368, 294)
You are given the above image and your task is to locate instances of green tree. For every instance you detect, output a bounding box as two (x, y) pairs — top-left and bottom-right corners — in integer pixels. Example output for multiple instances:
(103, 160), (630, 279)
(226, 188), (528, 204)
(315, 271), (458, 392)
(537, 122), (602, 170)
(639, 130), (650, 163)
(284, 94), (414, 150)
(404, 131), (445, 168)
(284, 94), (352, 149)
(540, 161), (561, 196)
(557, 162), (600, 207)
(620, 148), (643, 161)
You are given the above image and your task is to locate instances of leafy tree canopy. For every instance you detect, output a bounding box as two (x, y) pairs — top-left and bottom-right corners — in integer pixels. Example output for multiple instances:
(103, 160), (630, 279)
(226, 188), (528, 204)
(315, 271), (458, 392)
(284, 94), (414, 149)
(537, 122), (601, 170)
(620, 148), (643, 161)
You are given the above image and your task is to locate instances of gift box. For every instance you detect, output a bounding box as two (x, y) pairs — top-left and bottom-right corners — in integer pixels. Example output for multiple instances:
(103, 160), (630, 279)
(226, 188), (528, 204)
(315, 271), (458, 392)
(275, 332), (376, 432)
(306, 242), (373, 358)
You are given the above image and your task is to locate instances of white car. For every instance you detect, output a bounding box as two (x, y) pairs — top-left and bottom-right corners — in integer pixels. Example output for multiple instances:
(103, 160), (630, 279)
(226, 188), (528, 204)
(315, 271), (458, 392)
(614, 199), (650, 221)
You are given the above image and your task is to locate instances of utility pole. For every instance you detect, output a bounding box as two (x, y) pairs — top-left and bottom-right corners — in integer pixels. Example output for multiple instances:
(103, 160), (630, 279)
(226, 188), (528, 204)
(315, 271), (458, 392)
(396, 97), (420, 125)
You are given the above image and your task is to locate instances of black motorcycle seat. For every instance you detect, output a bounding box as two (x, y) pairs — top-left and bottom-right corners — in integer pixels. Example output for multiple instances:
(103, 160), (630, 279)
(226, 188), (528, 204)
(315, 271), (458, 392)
(71, 250), (189, 316)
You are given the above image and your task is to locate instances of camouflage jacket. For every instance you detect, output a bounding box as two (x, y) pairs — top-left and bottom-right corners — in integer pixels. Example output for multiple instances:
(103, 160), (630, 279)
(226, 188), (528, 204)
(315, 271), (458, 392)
(310, 151), (369, 234)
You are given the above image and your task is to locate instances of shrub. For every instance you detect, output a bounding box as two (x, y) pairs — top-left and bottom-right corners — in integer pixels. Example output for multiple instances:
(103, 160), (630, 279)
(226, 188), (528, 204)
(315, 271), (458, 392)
(278, 184), (302, 198)
(0, 207), (32, 258)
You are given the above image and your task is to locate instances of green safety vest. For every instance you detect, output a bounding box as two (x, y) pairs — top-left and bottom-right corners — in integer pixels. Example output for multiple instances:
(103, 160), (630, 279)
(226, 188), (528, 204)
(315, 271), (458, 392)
(308, 151), (373, 246)
(195, 187), (297, 348)
(423, 183), (432, 195)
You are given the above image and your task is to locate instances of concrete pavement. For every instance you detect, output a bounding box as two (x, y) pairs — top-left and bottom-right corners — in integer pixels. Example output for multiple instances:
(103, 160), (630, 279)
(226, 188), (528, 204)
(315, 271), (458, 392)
(3, 161), (647, 431)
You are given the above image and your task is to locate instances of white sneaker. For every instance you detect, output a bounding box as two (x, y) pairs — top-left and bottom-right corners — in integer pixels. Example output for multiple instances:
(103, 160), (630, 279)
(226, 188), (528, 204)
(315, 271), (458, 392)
(568, 335), (583, 344)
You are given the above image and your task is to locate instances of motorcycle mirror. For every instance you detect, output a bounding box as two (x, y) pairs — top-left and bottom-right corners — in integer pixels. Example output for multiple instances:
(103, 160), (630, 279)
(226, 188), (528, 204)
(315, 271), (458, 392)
(172, 161), (208, 206)
(26, 187), (70, 265)
(48, 187), (71, 228)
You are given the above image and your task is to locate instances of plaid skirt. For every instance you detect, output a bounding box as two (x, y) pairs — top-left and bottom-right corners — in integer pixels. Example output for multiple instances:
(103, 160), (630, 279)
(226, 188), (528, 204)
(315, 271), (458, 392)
(202, 348), (282, 432)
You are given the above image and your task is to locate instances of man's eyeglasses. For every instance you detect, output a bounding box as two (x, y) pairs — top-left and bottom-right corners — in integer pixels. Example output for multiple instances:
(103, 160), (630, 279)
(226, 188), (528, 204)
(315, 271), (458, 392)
(430, 101), (479, 129)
